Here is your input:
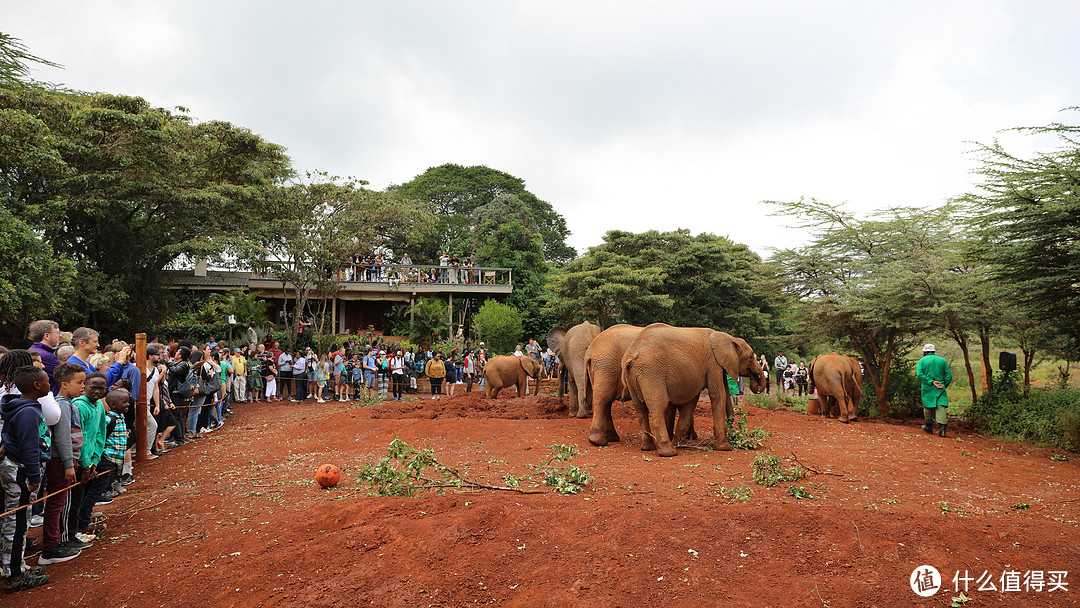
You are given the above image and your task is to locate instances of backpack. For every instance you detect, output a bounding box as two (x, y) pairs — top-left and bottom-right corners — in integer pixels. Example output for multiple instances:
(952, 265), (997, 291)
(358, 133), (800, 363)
(176, 368), (199, 400)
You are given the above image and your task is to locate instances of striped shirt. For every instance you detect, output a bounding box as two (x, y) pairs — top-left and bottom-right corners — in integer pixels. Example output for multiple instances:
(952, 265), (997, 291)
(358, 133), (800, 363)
(103, 411), (128, 465)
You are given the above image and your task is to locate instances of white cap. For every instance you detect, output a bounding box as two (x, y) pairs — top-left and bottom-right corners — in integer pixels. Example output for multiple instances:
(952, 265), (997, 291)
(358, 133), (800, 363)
(923, 344), (936, 352)
(479, 342), (485, 345)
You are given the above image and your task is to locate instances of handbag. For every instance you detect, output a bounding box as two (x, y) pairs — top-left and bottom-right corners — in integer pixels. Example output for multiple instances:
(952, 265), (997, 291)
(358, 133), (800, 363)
(200, 366), (222, 396)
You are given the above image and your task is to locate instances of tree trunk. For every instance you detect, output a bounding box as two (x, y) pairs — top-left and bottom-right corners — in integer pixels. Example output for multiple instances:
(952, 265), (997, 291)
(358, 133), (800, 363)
(979, 325), (993, 394)
(848, 329), (894, 417)
(1022, 346), (1035, 389)
(949, 330), (978, 404)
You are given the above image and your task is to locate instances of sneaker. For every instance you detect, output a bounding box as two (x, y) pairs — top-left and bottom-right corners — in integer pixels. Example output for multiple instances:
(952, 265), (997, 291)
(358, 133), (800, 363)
(120, 473), (134, 486)
(63, 538), (93, 550)
(4, 570), (49, 591)
(75, 532), (97, 543)
(95, 495), (113, 506)
(29, 514), (44, 528)
(316, 399), (325, 403)
(23, 536), (41, 555)
(37, 544), (81, 564)
(115, 486), (127, 495)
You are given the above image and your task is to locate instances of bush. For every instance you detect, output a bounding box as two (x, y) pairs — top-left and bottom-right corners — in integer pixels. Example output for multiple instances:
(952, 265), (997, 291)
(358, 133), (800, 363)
(472, 300), (523, 354)
(964, 372), (1080, 452)
(858, 357), (921, 419)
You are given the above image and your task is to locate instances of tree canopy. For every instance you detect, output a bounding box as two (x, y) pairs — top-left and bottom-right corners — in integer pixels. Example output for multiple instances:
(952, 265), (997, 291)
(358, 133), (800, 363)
(393, 163), (575, 264)
(547, 229), (779, 348)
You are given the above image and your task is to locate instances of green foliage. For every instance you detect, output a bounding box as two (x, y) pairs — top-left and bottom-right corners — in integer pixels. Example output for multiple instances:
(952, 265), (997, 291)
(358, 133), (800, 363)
(768, 199), (953, 415)
(1011, 502), (1030, 509)
(719, 484), (753, 503)
(0, 205), (74, 327)
(857, 357), (921, 419)
(965, 112), (1080, 347)
(751, 453), (804, 487)
(1, 87), (293, 335)
(393, 163), (575, 264)
(539, 444), (592, 495)
(355, 438), (465, 496)
(963, 371), (1080, 451)
(546, 229), (781, 341)
(471, 300), (523, 354)
(0, 32), (62, 89)
(1049, 453), (1068, 461)
(725, 407), (772, 450)
(788, 485), (818, 500)
(407, 297), (451, 344)
(473, 219), (550, 339)
(939, 502), (967, 516)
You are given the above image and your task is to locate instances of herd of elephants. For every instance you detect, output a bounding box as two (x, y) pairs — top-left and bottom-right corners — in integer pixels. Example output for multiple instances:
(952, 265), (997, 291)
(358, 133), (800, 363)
(479, 322), (864, 457)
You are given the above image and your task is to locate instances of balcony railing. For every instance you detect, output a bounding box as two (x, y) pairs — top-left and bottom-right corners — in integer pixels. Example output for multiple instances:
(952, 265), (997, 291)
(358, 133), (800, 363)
(251, 263), (513, 287)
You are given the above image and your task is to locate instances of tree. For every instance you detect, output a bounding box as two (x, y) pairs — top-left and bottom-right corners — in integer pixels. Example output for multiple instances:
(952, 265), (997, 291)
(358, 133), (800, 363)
(409, 297), (451, 344)
(473, 218), (551, 339)
(768, 199), (944, 416)
(241, 173), (432, 349)
(393, 163), (575, 264)
(0, 205), (74, 332)
(545, 229), (781, 349)
(545, 248), (671, 328)
(472, 300), (523, 354)
(964, 111), (1080, 348)
(0, 32), (61, 89)
(0, 88), (293, 334)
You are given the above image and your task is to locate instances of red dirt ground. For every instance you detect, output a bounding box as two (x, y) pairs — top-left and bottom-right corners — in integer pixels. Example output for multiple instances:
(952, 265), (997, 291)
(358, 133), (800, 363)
(12, 380), (1080, 607)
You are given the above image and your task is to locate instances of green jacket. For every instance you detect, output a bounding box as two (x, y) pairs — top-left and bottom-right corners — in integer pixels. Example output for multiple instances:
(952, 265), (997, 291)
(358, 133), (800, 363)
(72, 395), (106, 468)
(916, 353), (952, 408)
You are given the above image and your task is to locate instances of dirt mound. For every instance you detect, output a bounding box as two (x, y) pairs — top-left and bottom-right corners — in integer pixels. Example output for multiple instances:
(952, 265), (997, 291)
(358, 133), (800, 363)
(369, 392), (571, 420)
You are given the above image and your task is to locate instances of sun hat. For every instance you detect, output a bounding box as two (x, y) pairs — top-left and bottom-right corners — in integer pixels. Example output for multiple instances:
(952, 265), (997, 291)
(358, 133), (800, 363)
(923, 344), (936, 352)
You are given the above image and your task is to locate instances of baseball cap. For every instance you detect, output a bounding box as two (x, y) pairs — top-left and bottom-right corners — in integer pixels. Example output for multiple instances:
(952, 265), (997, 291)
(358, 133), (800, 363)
(146, 346), (160, 356)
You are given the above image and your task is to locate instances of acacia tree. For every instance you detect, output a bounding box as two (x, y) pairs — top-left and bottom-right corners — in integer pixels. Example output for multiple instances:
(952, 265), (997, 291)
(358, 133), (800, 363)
(243, 174), (432, 350)
(964, 111), (1080, 349)
(769, 199), (946, 416)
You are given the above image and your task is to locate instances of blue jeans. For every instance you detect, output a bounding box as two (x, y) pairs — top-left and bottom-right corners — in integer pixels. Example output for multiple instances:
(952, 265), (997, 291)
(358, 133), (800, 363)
(187, 394), (206, 434)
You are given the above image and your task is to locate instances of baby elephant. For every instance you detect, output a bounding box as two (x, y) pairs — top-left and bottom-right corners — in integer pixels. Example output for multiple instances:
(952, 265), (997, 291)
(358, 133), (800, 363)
(484, 355), (542, 398)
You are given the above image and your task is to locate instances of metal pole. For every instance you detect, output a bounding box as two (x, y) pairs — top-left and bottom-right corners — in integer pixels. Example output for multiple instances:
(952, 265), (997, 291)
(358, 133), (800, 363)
(135, 333), (148, 463)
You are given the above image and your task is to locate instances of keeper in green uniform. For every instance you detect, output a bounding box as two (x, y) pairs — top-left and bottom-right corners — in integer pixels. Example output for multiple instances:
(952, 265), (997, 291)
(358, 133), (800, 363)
(916, 344), (952, 437)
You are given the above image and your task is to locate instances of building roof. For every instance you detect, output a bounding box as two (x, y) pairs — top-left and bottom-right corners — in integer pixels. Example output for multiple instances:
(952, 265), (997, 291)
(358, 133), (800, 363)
(160, 270), (252, 289)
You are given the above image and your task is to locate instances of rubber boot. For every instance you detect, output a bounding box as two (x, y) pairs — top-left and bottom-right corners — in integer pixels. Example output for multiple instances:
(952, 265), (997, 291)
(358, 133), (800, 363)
(922, 420), (934, 434)
(937, 423), (947, 438)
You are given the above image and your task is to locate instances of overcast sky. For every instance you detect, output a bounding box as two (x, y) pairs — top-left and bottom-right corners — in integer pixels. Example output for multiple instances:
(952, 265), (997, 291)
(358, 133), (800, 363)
(7, 1), (1079, 258)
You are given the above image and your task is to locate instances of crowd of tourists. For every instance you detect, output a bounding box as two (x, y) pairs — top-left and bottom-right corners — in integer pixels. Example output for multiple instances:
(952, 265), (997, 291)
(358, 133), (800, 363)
(338, 251), (486, 285)
(0, 317), (564, 591)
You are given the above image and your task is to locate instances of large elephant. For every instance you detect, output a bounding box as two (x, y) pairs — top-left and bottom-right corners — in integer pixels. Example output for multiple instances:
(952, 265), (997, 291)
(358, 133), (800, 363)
(546, 322), (601, 418)
(483, 355), (542, 399)
(583, 324), (644, 446)
(808, 353), (862, 423)
(622, 323), (766, 457)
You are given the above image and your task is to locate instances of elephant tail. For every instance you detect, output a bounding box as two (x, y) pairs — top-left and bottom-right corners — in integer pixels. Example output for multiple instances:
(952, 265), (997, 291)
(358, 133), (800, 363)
(583, 355), (594, 409)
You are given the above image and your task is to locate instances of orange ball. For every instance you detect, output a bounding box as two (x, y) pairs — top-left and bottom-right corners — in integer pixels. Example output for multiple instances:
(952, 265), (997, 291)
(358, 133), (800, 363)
(315, 464), (341, 488)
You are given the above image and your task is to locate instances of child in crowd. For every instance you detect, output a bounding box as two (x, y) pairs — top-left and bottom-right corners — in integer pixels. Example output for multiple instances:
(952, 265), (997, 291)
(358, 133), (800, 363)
(72, 372), (107, 538)
(314, 354), (329, 403)
(39, 363), (88, 565)
(349, 355), (363, 400)
(0, 366), (52, 591)
(76, 386), (126, 534)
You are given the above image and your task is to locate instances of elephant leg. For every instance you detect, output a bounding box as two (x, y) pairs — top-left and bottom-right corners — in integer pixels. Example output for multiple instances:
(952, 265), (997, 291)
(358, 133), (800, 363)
(568, 379), (580, 418)
(638, 384), (676, 456)
(631, 397), (656, 451)
(588, 383), (620, 446)
(846, 393), (858, 422)
(708, 385), (733, 451)
(664, 405), (677, 440)
(672, 401), (696, 445)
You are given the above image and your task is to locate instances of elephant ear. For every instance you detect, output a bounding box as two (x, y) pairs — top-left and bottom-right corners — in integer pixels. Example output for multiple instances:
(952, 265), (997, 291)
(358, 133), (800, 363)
(519, 356), (537, 377)
(546, 327), (567, 358)
(709, 331), (743, 380)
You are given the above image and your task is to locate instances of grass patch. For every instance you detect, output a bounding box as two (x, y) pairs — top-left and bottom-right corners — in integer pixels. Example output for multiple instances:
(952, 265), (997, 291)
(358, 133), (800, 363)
(964, 373), (1080, 452)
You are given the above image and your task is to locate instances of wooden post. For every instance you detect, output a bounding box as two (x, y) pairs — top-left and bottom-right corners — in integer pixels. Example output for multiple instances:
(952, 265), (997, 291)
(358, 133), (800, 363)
(134, 333), (148, 463)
